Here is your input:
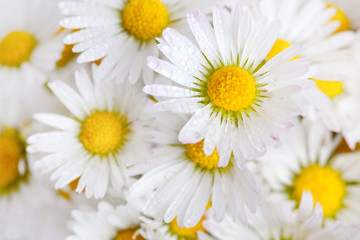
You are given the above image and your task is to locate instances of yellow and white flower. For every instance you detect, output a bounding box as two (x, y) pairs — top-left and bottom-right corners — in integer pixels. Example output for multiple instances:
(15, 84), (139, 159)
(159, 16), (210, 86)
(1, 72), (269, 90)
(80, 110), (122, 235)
(204, 191), (360, 240)
(59, 0), (215, 84)
(130, 112), (261, 228)
(0, 0), (64, 98)
(143, 5), (317, 167)
(258, 119), (360, 224)
(253, 0), (360, 148)
(27, 68), (154, 199)
(0, 116), (72, 240)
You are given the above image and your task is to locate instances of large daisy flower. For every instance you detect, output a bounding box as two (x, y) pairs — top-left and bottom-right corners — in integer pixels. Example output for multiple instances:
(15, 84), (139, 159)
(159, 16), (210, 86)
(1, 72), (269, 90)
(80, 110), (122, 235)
(67, 200), (148, 240)
(59, 0), (215, 84)
(27, 68), (154, 199)
(253, 0), (360, 148)
(130, 112), (261, 228)
(0, 118), (72, 240)
(258, 119), (360, 224)
(204, 191), (360, 240)
(143, 5), (316, 167)
(0, 0), (63, 97)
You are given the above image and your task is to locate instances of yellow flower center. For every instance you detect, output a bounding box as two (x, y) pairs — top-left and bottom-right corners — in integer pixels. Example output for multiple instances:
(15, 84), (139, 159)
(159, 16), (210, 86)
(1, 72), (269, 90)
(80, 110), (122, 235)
(292, 164), (346, 218)
(0, 31), (37, 67)
(79, 111), (129, 155)
(0, 129), (24, 190)
(169, 217), (205, 239)
(56, 44), (77, 68)
(207, 67), (256, 112)
(115, 229), (145, 240)
(328, 4), (351, 33)
(266, 39), (298, 61)
(313, 79), (344, 98)
(185, 140), (220, 169)
(121, 0), (169, 41)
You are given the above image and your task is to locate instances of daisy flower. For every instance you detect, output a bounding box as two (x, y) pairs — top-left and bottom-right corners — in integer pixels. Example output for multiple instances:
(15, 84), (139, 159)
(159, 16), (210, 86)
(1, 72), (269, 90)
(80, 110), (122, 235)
(258, 119), (360, 224)
(130, 112), (261, 228)
(143, 5), (316, 167)
(0, 0), (64, 97)
(67, 200), (147, 240)
(27, 68), (154, 199)
(204, 191), (360, 240)
(253, 0), (359, 148)
(58, 0), (215, 84)
(0, 121), (72, 240)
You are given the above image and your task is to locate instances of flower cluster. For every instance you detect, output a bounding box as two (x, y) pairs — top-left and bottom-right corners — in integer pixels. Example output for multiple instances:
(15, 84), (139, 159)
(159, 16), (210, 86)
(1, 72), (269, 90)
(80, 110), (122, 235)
(1, 0), (360, 239)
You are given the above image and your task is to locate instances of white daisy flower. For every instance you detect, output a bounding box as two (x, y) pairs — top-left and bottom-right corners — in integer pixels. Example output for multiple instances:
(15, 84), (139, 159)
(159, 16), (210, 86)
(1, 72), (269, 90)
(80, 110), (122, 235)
(27, 68), (154, 199)
(130, 112), (261, 228)
(58, 0), (216, 84)
(0, 0), (64, 97)
(204, 191), (360, 240)
(253, 0), (359, 147)
(67, 200), (147, 240)
(258, 119), (360, 224)
(143, 5), (316, 167)
(0, 122), (72, 240)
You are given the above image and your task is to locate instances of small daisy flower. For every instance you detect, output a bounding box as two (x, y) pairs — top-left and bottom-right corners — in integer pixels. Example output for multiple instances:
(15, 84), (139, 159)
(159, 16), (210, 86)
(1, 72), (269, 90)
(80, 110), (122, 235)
(59, 0), (215, 84)
(27, 68), (153, 199)
(130, 112), (261, 228)
(204, 191), (360, 240)
(143, 5), (316, 167)
(67, 200), (147, 240)
(253, 0), (359, 147)
(258, 119), (360, 224)
(0, 0), (64, 97)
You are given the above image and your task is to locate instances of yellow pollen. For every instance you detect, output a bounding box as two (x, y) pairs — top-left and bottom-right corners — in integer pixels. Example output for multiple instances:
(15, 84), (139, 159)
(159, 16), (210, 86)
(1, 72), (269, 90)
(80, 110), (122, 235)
(267, 39), (297, 61)
(0, 31), (37, 67)
(313, 79), (344, 98)
(0, 129), (24, 189)
(115, 229), (145, 240)
(328, 4), (351, 33)
(186, 140), (219, 169)
(169, 216), (205, 239)
(69, 177), (80, 192)
(121, 0), (169, 41)
(292, 164), (346, 218)
(207, 67), (256, 112)
(79, 111), (126, 155)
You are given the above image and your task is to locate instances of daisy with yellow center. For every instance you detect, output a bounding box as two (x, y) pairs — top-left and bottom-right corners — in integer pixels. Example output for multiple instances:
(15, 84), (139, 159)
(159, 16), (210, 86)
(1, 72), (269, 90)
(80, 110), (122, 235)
(59, 0), (215, 84)
(27, 68), (153, 199)
(204, 191), (360, 240)
(130, 112), (261, 228)
(67, 201), (148, 240)
(144, 5), (315, 167)
(254, 0), (360, 147)
(0, 0), (64, 99)
(260, 119), (360, 224)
